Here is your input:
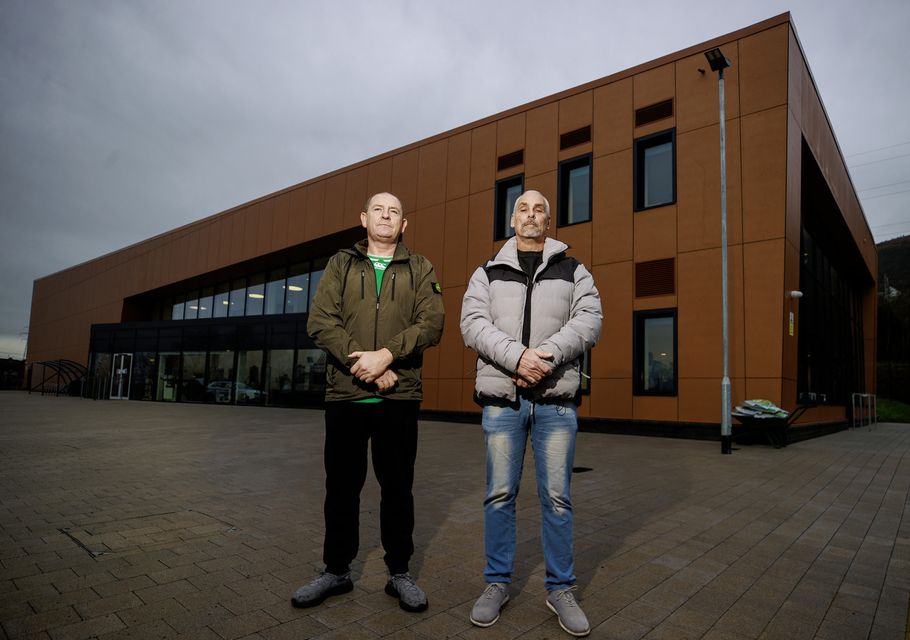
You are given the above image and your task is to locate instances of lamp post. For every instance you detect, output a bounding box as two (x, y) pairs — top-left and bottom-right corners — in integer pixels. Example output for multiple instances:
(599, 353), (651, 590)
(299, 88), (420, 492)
(705, 47), (733, 455)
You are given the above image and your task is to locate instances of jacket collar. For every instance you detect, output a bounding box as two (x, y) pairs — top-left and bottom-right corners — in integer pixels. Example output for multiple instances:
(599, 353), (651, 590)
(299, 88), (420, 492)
(348, 238), (411, 262)
(487, 236), (569, 273)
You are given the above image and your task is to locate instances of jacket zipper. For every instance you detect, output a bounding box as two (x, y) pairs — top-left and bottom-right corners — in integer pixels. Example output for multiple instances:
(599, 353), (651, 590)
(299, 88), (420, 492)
(373, 266), (381, 350)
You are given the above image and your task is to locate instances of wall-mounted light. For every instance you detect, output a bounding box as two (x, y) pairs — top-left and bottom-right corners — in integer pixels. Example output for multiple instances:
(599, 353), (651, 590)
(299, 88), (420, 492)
(788, 290), (803, 299)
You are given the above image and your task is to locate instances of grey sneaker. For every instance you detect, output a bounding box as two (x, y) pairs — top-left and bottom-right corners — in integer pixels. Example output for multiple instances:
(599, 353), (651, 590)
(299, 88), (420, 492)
(385, 573), (428, 612)
(291, 571), (353, 608)
(546, 586), (590, 637)
(470, 582), (510, 627)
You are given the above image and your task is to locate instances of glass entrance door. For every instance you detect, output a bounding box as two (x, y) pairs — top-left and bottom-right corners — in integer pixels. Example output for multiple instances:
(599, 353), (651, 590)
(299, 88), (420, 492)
(110, 353), (133, 400)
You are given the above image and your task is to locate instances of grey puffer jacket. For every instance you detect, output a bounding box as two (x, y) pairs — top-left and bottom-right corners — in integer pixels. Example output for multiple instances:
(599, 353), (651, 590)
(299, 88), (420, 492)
(460, 237), (602, 403)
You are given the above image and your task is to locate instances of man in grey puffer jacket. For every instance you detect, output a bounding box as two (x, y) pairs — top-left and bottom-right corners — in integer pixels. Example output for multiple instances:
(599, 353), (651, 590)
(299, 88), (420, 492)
(460, 189), (602, 637)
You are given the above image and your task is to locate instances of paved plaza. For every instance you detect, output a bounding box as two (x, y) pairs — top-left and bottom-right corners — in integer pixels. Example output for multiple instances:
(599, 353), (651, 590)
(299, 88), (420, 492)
(1, 392), (908, 639)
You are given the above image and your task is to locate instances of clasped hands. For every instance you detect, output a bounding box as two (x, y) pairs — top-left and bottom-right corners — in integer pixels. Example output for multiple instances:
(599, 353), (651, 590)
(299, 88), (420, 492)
(348, 348), (398, 392)
(514, 348), (554, 388)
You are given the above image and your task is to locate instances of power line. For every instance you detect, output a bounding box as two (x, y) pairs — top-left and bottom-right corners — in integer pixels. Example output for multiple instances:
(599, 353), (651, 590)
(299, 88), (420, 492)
(872, 220), (910, 230)
(846, 140), (910, 158)
(850, 152), (910, 169)
(859, 178), (910, 193)
(861, 187), (910, 201)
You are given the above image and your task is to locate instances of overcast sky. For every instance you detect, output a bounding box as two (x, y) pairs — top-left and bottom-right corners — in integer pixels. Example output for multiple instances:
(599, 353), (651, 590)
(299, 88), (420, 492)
(2, 0), (908, 360)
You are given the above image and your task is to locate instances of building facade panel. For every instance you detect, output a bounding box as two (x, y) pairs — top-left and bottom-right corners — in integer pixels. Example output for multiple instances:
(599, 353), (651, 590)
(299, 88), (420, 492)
(592, 78), (632, 158)
(26, 14), (876, 432)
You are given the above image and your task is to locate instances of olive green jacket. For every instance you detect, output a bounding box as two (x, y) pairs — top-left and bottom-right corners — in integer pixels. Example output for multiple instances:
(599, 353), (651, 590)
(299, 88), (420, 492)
(307, 239), (445, 402)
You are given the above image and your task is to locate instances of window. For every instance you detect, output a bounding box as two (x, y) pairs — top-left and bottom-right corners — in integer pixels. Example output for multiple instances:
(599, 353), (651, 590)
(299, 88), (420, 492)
(171, 294), (185, 321)
(634, 129), (675, 211)
(633, 309), (677, 395)
(184, 290), (199, 320)
(286, 263), (309, 314)
(197, 287), (214, 319)
(308, 257), (329, 310)
(229, 278), (246, 317)
(558, 155), (592, 226)
(265, 269), (286, 315)
(246, 273), (265, 316)
(494, 174), (523, 241)
(213, 283), (229, 318)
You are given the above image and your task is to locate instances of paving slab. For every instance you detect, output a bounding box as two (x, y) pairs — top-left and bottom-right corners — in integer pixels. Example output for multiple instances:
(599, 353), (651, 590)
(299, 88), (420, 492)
(0, 392), (908, 639)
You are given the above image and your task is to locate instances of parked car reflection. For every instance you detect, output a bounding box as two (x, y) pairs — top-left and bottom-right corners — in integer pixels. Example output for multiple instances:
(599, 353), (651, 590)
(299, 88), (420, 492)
(205, 380), (267, 404)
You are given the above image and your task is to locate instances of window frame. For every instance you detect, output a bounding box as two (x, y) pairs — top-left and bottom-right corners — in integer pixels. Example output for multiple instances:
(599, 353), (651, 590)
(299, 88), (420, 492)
(632, 308), (678, 396)
(493, 174), (524, 241)
(633, 128), (676, 212)
(557, 153), (593, 227)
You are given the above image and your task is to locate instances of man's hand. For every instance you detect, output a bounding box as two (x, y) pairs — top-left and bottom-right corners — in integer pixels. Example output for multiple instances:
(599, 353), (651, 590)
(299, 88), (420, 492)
(375, 369), (398, 392)
(516, 348), (554, 386)
(348, 348), (394, 383)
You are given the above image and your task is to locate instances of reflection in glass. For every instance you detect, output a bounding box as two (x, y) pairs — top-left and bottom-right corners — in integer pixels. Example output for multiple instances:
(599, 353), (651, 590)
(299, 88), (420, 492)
(265, 270), (286, 315)
(644, 141), (673, 208)
(214, 283), (229, 318)
(91, 353), (112, 399)
(229, 279), (246, 317)
(184, 291), (199, 320)
(246, 273), (265, 316)
(643, 316), (674, 393)
(130, 352), (156, 400)
(308, 262), (327, 311)
(286, 264), (309, 314)
(267, 349), (294, 405)
(206, 350), (235, 403)
(198, 287), (214, 319)
(567, 164), (591, 224)
(180, 351), (206, 402)
(172, 294), (185, 320)
(157, 352), (180, 401)
(503, 183), (522, 239)
(294, 348), (326, 400)
(236, 350), (264, 405)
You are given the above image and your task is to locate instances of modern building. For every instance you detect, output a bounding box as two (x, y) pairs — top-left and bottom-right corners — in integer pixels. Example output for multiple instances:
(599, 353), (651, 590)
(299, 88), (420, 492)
(27, 13), (877, 432)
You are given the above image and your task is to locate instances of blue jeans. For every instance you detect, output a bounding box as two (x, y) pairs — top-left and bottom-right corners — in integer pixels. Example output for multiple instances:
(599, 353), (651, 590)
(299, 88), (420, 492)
(482, 396), (578, 591)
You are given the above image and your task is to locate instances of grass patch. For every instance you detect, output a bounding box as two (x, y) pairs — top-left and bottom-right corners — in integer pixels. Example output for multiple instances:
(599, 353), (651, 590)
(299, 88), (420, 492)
(878, 398), (910, 423)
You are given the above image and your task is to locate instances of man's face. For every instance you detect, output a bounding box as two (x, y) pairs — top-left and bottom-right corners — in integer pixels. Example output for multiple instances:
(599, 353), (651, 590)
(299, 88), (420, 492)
(510, 191), (549, 240)
(361, 193), (406, 243)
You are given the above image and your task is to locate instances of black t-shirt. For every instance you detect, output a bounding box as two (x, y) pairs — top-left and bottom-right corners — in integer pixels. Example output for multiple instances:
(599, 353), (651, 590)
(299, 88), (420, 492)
(516, 250), (543, 347)
(517, 250), (542, 279)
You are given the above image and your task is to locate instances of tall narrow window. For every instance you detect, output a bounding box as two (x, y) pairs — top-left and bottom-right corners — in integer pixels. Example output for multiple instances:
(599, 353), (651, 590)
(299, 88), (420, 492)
(265, 269), (286, 315)
(213, 283), (230, 318)
(229, 278), (246, 317)
(171, 293), (185, 321)
(184, 290), (199, 320)
(633, 309), (677, 395)
(308, 257), (329, 310)
(634, 129), (676, 211)
(558, 154), (592, 226)
(286, 263), (309, 314)
(197, 287), (214, 319)
(246, 273), (265, 316)
(494, 174), (523, 240)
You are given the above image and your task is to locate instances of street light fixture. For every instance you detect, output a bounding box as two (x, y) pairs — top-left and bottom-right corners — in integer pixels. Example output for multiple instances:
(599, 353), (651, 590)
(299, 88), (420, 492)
(705, 46), (733, 455)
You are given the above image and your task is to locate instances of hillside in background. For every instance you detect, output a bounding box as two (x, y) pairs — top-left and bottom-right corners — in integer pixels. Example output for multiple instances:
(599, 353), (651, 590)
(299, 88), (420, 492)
(878, 234), (909, 403)
(878, 234), (910, 293)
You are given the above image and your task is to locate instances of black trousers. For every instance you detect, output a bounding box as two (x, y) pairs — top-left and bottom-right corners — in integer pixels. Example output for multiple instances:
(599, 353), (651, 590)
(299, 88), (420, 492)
(323, 399), (419, 575)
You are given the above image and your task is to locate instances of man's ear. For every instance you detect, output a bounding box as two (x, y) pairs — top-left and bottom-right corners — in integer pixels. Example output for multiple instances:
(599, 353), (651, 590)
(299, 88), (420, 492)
(360, 211), (368, 229)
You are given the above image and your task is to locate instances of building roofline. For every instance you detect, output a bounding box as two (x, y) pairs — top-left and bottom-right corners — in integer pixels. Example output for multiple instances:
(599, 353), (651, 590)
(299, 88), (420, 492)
(36, 12), (794, 283)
